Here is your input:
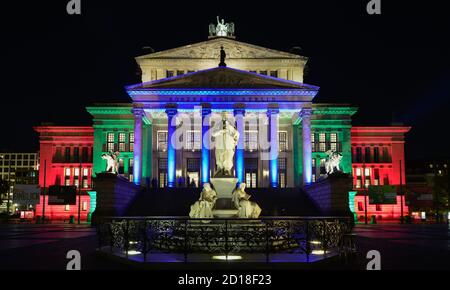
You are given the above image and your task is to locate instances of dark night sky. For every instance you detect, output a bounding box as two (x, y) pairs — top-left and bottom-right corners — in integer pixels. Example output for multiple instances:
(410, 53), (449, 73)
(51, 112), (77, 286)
(1, 1), (449, 162)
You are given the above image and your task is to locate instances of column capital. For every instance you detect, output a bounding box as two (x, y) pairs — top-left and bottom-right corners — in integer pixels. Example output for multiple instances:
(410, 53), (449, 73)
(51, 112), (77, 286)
(299, 107), (312, 118)
(132, 107), (145, 118)
(165, 107), (178, 117)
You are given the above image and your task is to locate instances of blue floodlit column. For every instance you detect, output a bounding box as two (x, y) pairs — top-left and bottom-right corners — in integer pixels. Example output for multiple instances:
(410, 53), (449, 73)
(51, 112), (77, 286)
(132, 108), (144, 185)
(234, 107), (245, 184)
(300, 108), (312, 185)
(166, 107), (178, 187)
(201, 107), (211, 184)
(267, 108), (279, 188)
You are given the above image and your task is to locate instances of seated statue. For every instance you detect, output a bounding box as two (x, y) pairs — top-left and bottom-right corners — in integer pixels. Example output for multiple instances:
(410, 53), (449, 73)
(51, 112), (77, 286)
(231, 183), (262, 218)
(189, 183), (217, 220)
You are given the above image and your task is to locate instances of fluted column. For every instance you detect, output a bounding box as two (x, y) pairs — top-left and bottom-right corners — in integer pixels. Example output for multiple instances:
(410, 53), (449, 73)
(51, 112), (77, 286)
(201, 106), (211, 184)
(132, 108), (144, 185)
(166, 107), (178, 187)
(300, 108), (313, 185)
(234, 106), (245, 184)
(267, 107), (279, 188)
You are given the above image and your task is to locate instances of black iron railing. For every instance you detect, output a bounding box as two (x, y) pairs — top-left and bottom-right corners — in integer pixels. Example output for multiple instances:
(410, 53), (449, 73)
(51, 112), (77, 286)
(97, 216), (352, 262)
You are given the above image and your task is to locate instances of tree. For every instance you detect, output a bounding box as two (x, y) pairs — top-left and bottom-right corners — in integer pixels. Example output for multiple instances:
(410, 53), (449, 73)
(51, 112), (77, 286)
(0, 177), (9, 206)
(432, 174), (449, 222)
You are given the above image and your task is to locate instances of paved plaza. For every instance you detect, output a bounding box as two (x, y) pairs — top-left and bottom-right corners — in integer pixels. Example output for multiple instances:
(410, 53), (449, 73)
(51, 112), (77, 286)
(0, 223), (449, 270)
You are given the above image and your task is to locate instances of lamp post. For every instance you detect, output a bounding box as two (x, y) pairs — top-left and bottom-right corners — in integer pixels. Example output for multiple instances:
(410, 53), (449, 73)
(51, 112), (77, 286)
(77, 162), (82, 224)
(399, 160), (404, 224)
(42, 160), (47, 223)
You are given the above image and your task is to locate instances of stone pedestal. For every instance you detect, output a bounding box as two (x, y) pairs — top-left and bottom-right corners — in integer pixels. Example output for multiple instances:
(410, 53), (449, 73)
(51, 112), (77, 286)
(210, 177), (239, 218)
(92, 173), (141, 221)
(303, 173), (353, 217)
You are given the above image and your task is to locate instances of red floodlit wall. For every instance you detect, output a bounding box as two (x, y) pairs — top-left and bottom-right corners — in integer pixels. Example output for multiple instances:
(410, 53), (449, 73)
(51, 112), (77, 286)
(35, 195), (90, 222)
(33, 126), (94, 222)
(354, 195), (409, 220)
(351, 126), (411, 188)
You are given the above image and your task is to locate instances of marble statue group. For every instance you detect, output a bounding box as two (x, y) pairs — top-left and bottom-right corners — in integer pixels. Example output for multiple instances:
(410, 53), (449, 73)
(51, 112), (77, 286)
(209, 16), (235, 37)
(325, 149), (343, 175)
(189, 114), (261, 219)
(101, 151), (120, 174)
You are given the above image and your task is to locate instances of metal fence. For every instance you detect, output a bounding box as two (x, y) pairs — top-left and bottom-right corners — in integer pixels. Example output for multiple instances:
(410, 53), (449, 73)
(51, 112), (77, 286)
(97, 216), (353, 262)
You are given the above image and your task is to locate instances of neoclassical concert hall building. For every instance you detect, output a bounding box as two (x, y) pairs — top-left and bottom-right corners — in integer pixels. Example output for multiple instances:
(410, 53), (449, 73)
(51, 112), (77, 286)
(34, 29), (410, 221)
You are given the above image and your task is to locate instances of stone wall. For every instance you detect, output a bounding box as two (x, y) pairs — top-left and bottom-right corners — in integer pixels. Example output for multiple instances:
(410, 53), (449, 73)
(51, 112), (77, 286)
(92, 173), (141, 221)
(303, 173), (353, 217)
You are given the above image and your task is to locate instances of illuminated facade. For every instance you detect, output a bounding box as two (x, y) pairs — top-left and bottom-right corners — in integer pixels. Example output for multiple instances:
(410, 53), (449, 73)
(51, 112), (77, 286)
(33, 34), (411, 221)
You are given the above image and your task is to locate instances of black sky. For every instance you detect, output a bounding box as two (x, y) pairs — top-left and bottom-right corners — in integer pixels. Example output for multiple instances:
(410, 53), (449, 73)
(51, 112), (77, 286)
(1, 0), (449, 162)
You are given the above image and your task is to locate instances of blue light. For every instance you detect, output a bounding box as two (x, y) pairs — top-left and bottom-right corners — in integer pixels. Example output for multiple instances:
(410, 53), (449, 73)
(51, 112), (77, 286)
(201, 148), (209, 184)
(166, 108), (177, 187)
(133, 159), (141, 184)
(236, 148), (244, 183)
(270, 158), (278, 188)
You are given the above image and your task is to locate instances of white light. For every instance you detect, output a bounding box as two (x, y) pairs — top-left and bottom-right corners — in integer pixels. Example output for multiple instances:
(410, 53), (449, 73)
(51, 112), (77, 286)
(212, 255), (242, 261)
(129, 241), (138, 245)
(310, 240), (321, 245)
(125, 250), (141, 255)
(311, 250), (326, 255)
(421, 212), (426, 219)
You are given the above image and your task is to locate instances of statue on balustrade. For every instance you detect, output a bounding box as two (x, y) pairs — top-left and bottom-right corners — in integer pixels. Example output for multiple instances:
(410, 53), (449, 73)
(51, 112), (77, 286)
(189, 183), (217, 220)
(231, 183), (262, 218)
(101, 151), (120, 174)
(325, 150), (343, 175)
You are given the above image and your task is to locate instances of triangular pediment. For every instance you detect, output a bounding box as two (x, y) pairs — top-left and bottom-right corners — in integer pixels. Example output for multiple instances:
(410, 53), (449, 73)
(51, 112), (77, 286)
(127, 67), (318, 90)
(136, 37), (306, 60)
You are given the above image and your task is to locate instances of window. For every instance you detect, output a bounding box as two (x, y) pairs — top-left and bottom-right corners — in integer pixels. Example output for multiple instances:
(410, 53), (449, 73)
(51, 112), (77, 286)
(64, 168), (71, 186)
(245, 158), (258, 188)
(118, 158), (124, 174)
(187, 70), (195, 73)
(357, 202), (364, 211)
(74, 168), (80, 177)
(129, 159), (134, 181)
(166, 70), (174, 78)
(364, 147), (371, 163)
(356, 147), (363, 163)
(259, 70), (267, 75)
(278, 158), (287, 188)
(176, 70), (184, 76)
(118, 133), (126, 152)
(73, 147), (79, 162)
(185, 130), (201, 151)
(244, 131), (258, 151)
(82, 201), (87, 211)
(129, 132), (134, 152)
(319, 158), (326, 176)
(107, 133), (115, 152)
(83, 168), (88, 176)
(278, 131), (287, 151)
(157, 131), (168, 151)
(373, 147), (380, 163)
(158, 158), (168, 188)
(270, 71), (278, 78)
(330, 133), (338, 151)
(65, 147), (71, 162)
(249, 70), (257, 73)
(311, 133), (316, 151)
(319, 133), (326, 152)
(374, 168), (380, 185)
(356, 168), (361, 176)
(376, 204), (382, 211)
(74, 178), (79, 188)
(312, 158), (316, 183)
(382, 147), (390, 163)
(82, 147), (88, 162)
(82, 179), (88, 189)
(356, 179), (362, 189)
(65, 204), (70, 211)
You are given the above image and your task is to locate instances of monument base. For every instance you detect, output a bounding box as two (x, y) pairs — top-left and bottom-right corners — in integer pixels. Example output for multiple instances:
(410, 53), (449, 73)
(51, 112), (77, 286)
(210, 177), (239, 218)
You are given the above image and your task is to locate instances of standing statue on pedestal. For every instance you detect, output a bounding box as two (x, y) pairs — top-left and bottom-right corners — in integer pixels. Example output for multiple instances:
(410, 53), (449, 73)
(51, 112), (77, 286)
(189, 183), (217, 219)
(208, 17), (235, 38)
(215, 16), (228, 36)
(101, 151), (120, 174)
(232, 183), (262, 218)
(325, 150), (343, 175)
(212, 116), (239, 177)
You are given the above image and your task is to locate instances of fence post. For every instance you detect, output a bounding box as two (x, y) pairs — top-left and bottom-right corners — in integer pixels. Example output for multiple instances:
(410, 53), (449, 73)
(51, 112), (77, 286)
(225, 219), (229, 259)
(125, 219), (129, 259)
(143, 219), (148, 262)
(305, 220), (310, 262)
(265, 220), (269, 263)
(184, 219), (188, 262)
